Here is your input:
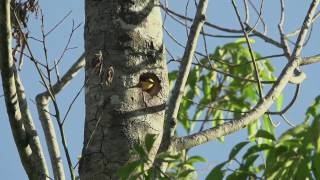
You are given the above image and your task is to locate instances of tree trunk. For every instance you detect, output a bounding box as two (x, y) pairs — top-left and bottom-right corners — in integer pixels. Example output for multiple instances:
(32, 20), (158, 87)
(79, 0), (168, 179)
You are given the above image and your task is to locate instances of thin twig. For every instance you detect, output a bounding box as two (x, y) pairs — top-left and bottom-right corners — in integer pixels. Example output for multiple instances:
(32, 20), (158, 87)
(278, 0), (291, 59)
(267, 84), (300, 115)
(231, 0), (264, 99)
(36, 53), (85, 180)
(169, 59), (275, 84)
(161, 2), (282, 48)
(280, 114), (295, 127)
(286, 11), (320, 37)
(45, 11), (72, 36)
(62, 81), (86, 125)
(54, 21), (82, 67)
(12, 8), (66, 180)
(173, 0), (319, 151)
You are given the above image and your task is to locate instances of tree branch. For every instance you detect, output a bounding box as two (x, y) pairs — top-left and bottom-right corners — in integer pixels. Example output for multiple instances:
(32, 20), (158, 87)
(173, 0), (320, 152)
(36, 53), (85, 180)
(0, 1), (48, 179)
(13, 65), (49, 178)
(161, 3), (283, 48)
(164, 0), (209, 147)
(231, 0), (264, 99)
(301, 54), (320, 65)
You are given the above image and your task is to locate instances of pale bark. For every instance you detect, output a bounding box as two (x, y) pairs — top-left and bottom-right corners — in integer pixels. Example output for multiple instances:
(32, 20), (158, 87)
(163, 0), (208, 150)
(0, 0), (48, 179)
(36, 53), (85, 180)
(79, 0), (169, 179)
(14, 66), (49, 179)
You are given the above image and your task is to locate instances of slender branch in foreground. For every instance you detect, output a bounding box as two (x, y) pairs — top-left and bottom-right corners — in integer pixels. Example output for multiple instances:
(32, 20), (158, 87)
(300, 54), (320, 65)
(278, 0), (291, 60)
(267, 84), (300, 115)
(173, 0), (320, 152)
(13, 65), (49, 178)
(0, 1), (48, 179)
(11, 6), (67, 179)
(164, 0), (209, 146)
(36, 53), (85, 180)
(231, 0), (264, 99)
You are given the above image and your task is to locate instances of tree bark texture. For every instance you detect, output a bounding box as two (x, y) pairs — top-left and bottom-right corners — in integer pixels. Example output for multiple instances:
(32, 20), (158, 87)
(79, 0), (168, 179)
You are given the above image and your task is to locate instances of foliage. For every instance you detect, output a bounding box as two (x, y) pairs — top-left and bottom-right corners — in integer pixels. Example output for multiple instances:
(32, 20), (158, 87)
(120, 40), (319, 179)
(117, 134), (206, 180)
(120, 40), (281, 178)
(169, 39), (277, 138)
(207, 95), (320, 179)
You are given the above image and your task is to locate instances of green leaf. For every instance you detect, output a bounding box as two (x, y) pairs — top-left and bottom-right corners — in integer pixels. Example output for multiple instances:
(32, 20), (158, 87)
(186, 155), (207, 165)
(312, 153), (320, 179)
(294, 157), (311, 179)
(182, 163), (195, 170)
(278, 123), (308, 142)
(226, 170), (252, 180)
(228, 141), (250, 160)
(188, 66), (200, 88)
(255, 129), (276, 141)
(264, 60), (274, 72)
(243, 86), (258, 102)
(156, 153), (180, 163)
(243, 154), (259, 169)
(145, 134), (157, 153)
(243, 144), (272, 159)
(117, 161), (141, 180)
(310, 115), (320, 152)
(178, 169), (195, 178)
(134, 144), (147, 159)
(247, 121), (258, 141)
(168, 70), (178, 82)
(206, 161), (228, 180)
(262, 115), (275, 137)
(277, 93), (283, 112)
(235, 38), (255, 44)
(279, 139), (302, 148)
(305, 95), (320, 121)
(202, 75), (212, 100)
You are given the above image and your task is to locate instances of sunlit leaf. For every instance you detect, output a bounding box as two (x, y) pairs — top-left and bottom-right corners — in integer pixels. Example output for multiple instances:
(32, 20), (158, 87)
(243, 144), (272, 159)
(178, 169), (195, 178)
(277, 93), (283, 112)
(145, 134), (157, 153)
(312, 153), (320, 179)
(247, 121), (258, 141)
(243, 154), (259, 169)
(206, 161), (228, 180)
(255, 129), (276, 141)
(186, 155), (207, 164)
(117, 161), (141, 180)
(202, 75), (212, 101)
(228, 141), (250, 160)
(134, 144), (147, 159)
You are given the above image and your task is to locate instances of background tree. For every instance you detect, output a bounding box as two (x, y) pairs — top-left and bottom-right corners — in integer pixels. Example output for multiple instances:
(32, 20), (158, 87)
(1, 0), (320, 179)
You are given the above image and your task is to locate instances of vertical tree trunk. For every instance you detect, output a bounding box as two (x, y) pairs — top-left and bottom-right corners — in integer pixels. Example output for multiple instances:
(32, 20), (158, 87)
(79, 0), (168, 179)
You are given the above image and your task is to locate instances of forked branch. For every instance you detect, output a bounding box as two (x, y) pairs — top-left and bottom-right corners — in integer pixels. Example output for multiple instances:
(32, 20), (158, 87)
(173, 0), (320, 152)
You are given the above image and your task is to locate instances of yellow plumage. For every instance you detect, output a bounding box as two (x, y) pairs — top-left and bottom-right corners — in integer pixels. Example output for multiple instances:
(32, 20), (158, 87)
(139, 78), (155, 91)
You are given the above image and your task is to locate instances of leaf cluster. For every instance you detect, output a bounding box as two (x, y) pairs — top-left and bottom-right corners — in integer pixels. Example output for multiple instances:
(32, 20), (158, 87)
(207, 95), (320, 179)
(170, 39), (277, 138)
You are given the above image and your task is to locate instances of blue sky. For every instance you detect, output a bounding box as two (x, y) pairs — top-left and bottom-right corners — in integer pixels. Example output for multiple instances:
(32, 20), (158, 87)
(1, 1), (319, 179)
